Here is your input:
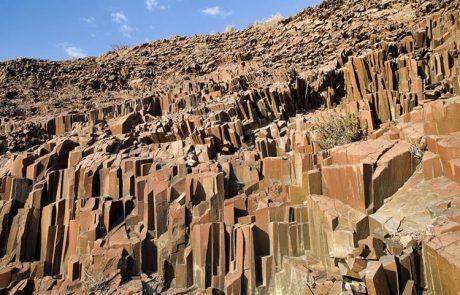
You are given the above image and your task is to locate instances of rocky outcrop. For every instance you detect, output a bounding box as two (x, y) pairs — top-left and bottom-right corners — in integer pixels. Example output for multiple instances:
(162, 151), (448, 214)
(0, 0), (460, 294)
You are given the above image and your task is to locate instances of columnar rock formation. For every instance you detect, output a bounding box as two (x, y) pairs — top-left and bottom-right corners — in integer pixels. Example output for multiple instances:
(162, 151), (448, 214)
(1, 0), (460, 294)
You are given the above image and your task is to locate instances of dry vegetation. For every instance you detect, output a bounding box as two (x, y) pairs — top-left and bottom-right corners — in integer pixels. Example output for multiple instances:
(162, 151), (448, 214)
(111, 43), (130, 51)
(408, 137), (427, 163)
(253, 13), (284, 30)
(82, 267), (109, 293)
(313, 112), (365, 150)
(225, 25), (237, 33)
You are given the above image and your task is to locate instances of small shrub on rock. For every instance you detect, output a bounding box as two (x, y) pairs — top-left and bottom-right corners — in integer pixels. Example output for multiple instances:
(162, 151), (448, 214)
(253, 13), (284, 30)
(408, 137), (426, 163)
(313, 112), (365, 150)
(111, 43), (129, 51)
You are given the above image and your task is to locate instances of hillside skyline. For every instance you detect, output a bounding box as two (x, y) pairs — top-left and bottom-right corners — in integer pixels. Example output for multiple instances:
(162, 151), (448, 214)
(0, 0), (321, 61)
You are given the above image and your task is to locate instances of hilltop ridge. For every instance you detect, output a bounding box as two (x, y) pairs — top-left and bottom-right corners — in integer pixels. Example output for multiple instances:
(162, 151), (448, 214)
(1, 0), (460, 294)
(0, 0), (446, 121)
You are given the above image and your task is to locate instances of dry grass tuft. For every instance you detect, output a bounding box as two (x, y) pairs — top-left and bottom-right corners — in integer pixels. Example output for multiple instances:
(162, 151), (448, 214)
(253, 13), (284, 30)
(111, 43), (130, 51)
(313, 112), (365, 150)
(82, 267), (109, 293)
(193, 42), (209, 56)
(408, 137), (426, 163)
(225, 25), (237, 33)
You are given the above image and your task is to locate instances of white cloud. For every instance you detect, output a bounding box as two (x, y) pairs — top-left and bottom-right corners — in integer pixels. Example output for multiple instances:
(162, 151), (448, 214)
(202, 6), (232, 17)
(111, 11), (128, 24)
(145, 0), (166, 11)
(82, 17), (94, 24)
(146, 0), (157, 10)
(64, 46), (87, 59)
(120, 24), (133, 38)
(111, 11), (134, 38)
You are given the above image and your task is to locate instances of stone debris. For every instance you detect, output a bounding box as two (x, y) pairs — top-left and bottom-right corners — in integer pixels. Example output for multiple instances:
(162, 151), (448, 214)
(0, 0), (460, 294)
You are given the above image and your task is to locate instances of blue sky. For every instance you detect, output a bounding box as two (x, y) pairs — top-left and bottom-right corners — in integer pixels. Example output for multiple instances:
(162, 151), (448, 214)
(0, 0), (321, 61)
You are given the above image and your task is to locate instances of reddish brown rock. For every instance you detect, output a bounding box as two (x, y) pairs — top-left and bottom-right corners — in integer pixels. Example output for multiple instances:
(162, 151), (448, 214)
(0, 1), (460, 294)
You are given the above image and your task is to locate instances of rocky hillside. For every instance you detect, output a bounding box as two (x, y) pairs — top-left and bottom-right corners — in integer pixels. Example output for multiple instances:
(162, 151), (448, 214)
(1, 0), (460, 294)
(0, 0), (451, 122)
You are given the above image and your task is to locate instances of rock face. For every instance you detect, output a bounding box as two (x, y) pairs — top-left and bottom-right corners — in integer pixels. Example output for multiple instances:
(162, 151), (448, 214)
(1, 0), (460, 294)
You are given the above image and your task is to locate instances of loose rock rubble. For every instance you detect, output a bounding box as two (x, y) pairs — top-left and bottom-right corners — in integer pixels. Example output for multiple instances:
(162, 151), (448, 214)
(1, 0), (460, 294)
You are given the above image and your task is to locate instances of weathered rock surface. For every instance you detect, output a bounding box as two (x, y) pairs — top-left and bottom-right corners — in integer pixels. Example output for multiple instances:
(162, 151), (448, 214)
(1, 0), (460, 294)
